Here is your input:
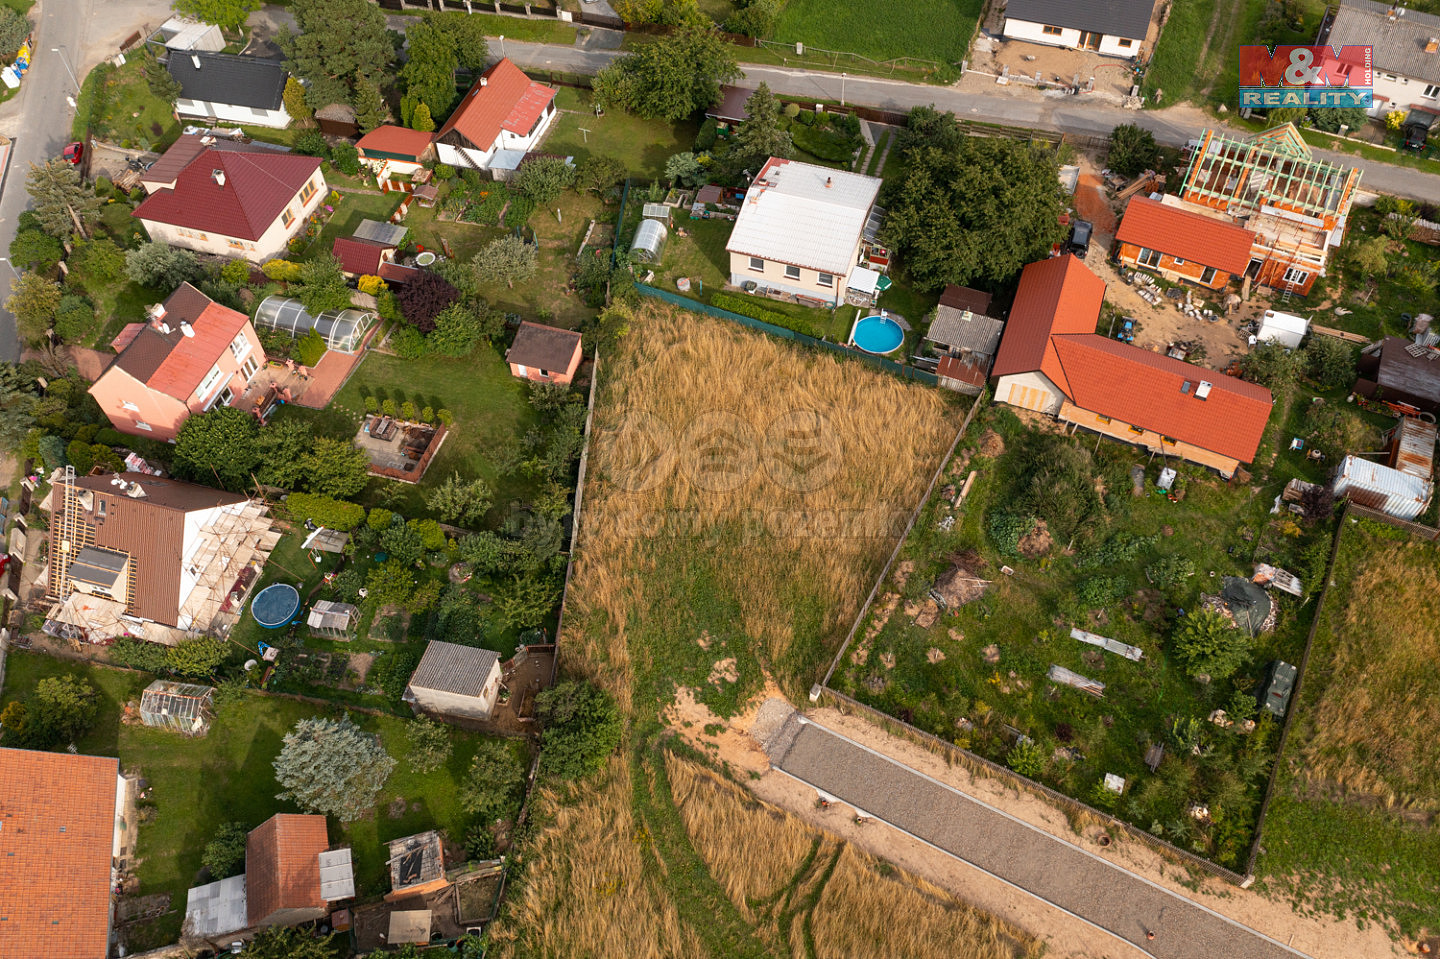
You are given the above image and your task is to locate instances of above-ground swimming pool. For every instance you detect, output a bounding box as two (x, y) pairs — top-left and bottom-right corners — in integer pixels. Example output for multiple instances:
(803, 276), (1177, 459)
(251, 583), (301, 629)
(850, 314), (904, 355)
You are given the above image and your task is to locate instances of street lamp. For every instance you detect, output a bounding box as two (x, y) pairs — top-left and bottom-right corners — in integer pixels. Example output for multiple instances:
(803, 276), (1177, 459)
(0, 258), (21, 283)
(499, 35), (506, 58)
(841, 73), (847, 107)
(51, 46), (79, 93)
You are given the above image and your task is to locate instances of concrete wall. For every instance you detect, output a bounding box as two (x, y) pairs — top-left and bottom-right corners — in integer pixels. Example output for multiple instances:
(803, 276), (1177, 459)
(1002, 18), (1143, 57)
(407, 663), (503, 720)
(995, 371), (1066, 415)
(1059, 401), (1243, 477)
(175, 98), (291, 129)
(728, 252), (848, 307)
(1115, 242), (1232, 289)
(138, 172), (326, 263)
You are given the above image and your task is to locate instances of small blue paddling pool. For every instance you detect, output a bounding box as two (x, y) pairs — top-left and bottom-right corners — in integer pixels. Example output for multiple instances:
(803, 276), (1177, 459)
(251, 583), (301, 629)
(851, 315), (904, 355)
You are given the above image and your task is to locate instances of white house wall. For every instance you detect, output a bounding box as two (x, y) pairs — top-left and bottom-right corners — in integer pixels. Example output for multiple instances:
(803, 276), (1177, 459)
(1370, 71), (1440, 116)
(1002, 18), (1144, 57)
(435, 103), (556, 171)
(138, 171), (326, 263)
(995, 371), (1066, 415)
(436, 141), (497, 171)
(174, 99), (291, 130)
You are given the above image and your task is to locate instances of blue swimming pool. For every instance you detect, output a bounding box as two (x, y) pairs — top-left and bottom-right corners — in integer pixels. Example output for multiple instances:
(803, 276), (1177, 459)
(251, 583), (301, 629)
(851, 315), (904, 354)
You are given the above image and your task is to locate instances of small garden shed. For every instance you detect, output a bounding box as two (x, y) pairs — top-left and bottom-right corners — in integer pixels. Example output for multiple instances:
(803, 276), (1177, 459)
(139, 680), (216, 735)
(307, 600), (359, 638)
(255, 296), (376, 354)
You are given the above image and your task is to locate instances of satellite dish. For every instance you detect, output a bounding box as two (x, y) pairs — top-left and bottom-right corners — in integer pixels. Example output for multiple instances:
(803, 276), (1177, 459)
(243, 659), (258, 671)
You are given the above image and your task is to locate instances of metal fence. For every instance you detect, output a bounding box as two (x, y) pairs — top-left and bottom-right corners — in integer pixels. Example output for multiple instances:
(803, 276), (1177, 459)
(551, 352), (600, 687)
(1344, 501), (1440, 540)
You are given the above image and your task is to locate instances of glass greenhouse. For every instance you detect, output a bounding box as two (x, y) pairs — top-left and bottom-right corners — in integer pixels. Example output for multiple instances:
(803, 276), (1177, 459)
(254, 296), (376, 354)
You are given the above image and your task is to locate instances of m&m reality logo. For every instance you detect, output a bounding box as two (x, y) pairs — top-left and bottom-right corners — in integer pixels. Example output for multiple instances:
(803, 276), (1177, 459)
(1238, 45), (1373, 108)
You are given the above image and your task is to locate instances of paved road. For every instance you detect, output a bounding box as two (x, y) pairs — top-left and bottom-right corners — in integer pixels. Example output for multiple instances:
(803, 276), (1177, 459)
(502, 39), (1440, 203)
(765, 714), (1311, 959)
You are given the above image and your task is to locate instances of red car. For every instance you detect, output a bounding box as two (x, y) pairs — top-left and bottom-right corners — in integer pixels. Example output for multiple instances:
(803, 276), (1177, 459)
(62, 141), (83, 165)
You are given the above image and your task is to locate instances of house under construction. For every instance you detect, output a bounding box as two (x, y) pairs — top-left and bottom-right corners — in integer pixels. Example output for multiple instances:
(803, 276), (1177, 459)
(1179, 123), (1361, 300)
(41, 469), (280, 646)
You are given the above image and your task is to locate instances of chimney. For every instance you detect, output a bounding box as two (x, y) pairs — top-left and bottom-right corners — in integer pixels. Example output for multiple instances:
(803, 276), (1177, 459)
(480, 76), (488, 87)
(147, 302), (166, 322)
(191, 54), (201, 70)
(180, 322), (195, 338)
(212, 168), (225, 188)
(1428, 37), (1439, 53)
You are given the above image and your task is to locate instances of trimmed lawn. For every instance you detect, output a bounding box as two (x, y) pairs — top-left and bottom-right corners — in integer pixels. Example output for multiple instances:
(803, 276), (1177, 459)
(452, 11), (576, 44)
(771, 0), (981, 65)
(297, 189), (402, 263)
(74, 54), (181, 150)
(545, 89), (701, 178)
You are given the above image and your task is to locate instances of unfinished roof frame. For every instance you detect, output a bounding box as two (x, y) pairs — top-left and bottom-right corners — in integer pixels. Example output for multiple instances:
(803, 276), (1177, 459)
(1181, 128), (1361, 223)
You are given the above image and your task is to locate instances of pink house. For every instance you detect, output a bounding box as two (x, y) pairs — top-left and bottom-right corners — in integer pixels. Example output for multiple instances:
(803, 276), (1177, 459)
(89, 284), (264, 441)
(505, 322), (583, 385)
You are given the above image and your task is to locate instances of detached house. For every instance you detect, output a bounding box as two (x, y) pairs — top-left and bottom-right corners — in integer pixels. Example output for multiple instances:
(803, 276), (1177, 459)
(992, 255), (1273, 477)
(1002, 0), (1156, 57)
(355, 124), (436, 177)
(506, 321), (584, 385)
(168, 52), (291, 129)
(133, 148), (326, 262)
(42, 474), (280, 646)
(1321, 0), (1440, 116)
(1178, 124), (1360, 297)
(89, 283), (263, 441)
(434, 58), (558, 171)
(726, 157), (883, 308)
(1114, 196), (1257, 290)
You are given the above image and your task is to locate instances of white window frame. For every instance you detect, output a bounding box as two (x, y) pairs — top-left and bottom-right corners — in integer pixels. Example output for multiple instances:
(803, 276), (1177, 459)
(1283, 267), (1309, 285)
(1138, 247), (1162, 268)
(230, 332), (252, 364)
(1172, 257), (1186, 266)
(241, 356), (259, 380)
(784, 264), (801, 280)
(1425, 83), (1440, 100)
(195, 364), (225, 401)
(817, 272), (834, 288)
(121, 400), (139, 412)
(210, 386), (234, 410)
(1200, 266), (1217, 285)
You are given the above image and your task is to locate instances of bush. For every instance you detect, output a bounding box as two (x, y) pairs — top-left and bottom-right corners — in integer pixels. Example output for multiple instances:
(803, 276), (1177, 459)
(1301, 336), (1356, 390)
(368, 508), (394, 530)
(53, 295), (95, 343)
(1006, 738), (1046, 778)
(460, 740), (526, 821)
(296, 328), (327, 367)
(1076, 575), (1127, 609)
(293, 130), (331, 159)
(330, 143), (361, 176)
(110, 637), (172, 672)
(1106, 124), (1160, 178)
(286, 492), (366, 531)
(392, 325), (429, 359)
(9, 228), (62, 271)
(987, 510), (1033, 556)
(434, 163), (456, 180)
(1174, 610), (1251, 680)
(1146, 554), (1195, 589)
(464, 826), (497, 860)
(405, 718), (452, 774)
(694, 118), (719, 152)
(357, 274), (387, 296)
(783, 103), (800, 119)
(710, 292), (822, 336)
(535, 680), (622, 780)
(261, 259), (304, 282)
(202, 822), (250, 879)
(400, 400), (416, 421)
(220, 259), (252, 285)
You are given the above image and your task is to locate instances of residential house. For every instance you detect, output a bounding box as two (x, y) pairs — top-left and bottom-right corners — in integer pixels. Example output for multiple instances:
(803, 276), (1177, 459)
(1002, 0), (1156, 57)
(433, 57), (558, 171)
(355, 125), (436, 177)
(139, 132), (292, 196)
(506, 321), (584, 385)
(404, 641), (504, 721)
(924, 286), (1005, 396)
(332, 236), (397, 279)
(725, 157), (883, 307)
(149, 16), (225, 55)
(1178, 124), (1361, 296)
(1113, 196), (1256, 290)
(168, 52), (291, 129)
(1321, 0), (1440, 116)
(88, 283), (264, 441)
(42, 473), (280, 646)
(992, 255), (1273, 477)
(185, 814), (354, 938)
(132, 148), (326, 262)
(0, 748), (127, 959)
(1355, 337), (1440, 413)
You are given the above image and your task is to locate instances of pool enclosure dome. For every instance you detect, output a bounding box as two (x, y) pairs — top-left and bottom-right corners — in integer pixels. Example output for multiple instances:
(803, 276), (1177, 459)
(255, 296), (375, 354)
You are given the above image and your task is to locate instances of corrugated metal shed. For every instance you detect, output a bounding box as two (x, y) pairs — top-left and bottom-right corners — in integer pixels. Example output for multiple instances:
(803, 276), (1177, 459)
(318, 848), (355, 901)
(184, 874), (248, 937)
(408, 641), (501, 697)
(1387, 417), (1437, 481)
(1333, 454), (1433, 520)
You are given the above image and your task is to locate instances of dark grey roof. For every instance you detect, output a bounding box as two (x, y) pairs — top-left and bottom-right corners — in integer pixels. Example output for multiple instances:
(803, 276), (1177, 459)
(925, 305), (1004, 358)
(167, 52), (287, 111)
(1004, 0), (1156, 40)
(1328, 1), (1440, 85)
(69, 546), (128, 589)
(353, 219), (409, 247)
(407, 641), (501, 697)
(507, 322), (583, 372)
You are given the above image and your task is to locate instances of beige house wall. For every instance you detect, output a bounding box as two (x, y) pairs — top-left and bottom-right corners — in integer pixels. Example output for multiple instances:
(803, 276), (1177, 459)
(138, 172), (328, 263)
(1059, 401), (1243, 476)
(995, 371), (1066, 415)
(727, 250), (852, 307)
(407, 662), (503, 720)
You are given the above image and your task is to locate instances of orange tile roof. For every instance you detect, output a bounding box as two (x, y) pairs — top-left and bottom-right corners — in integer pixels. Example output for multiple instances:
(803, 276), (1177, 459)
(246, 814), (330, 926)
(145, 300), (251, 399)
(990, 254), (1104, 394)
(1115, 197), (1256, 275)
(1053, 334), (1273, 462)
(0, 748), (119, 959)
(332, 236), (390, 277)
(355, 124), (435, 159)
(435, 58), (556, 151)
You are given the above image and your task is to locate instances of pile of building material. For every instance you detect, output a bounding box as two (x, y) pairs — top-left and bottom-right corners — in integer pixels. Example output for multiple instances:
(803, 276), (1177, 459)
(1047, 664), (1105, 697)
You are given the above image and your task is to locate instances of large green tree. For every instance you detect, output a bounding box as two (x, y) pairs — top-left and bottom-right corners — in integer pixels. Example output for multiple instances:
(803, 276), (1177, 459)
(535, 680), (622, 780)
(424, 471), (492, 526)
(882, 122), (1067, 291)
(296, 255), (353, 314)
(303, 437), (371, 498)
(171, 0), (261, 31)
(125, 242), (204, 289)
(273, 715), (396, 821)
(592, 24), (739, 121)
(201, 822), (250, 879)
(458, 740), (526, 821)
(20, 676), (99, 749)
(400, 18), (459, 121)
(25, 160), (103, 239)
(426, 11), (489, 72)
(512, 157), (577, 206)
(6, 274), (61, 346)
(254, 419), (312, 490)
(280, 0), (393, 109)
(0, 364), (37, 448)
(725, 83), (792, 174)
(1174, 610), (1252, 681)
(173, 406), (261, 490)
(472, 235), (537, 289)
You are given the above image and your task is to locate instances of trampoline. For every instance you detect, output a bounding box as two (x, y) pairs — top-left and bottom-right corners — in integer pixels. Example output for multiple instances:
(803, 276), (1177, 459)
(251, 583), (301, 629)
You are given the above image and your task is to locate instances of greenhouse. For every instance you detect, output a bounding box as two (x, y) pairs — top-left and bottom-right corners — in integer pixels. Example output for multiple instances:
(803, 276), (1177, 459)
(139, 680), (216, 736)
(254, 296), (376, 354)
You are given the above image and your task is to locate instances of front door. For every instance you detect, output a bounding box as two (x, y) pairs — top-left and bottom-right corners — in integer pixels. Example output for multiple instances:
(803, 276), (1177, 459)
(1246, 258), (1264, 279)
(1079, 31), (1102, 51)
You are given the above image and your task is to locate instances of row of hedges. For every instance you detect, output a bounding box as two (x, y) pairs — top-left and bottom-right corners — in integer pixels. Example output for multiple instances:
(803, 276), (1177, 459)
(710, 292), (824, 337)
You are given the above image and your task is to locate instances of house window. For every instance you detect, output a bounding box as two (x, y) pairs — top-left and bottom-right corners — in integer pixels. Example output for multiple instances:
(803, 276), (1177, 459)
(196, 364), (224, 399)
(135, 421), (153, 432)
(1200, 266), (1218, 285)
(209, 386), (234, 410)
(121, 400), (139, 412)
(1380, 73), (1398, 81)
(227, 238), (245, 249)
(818, 272), (834, 287)
(1117, 38), (1133, 48)
(1138, 248), (1162, 267)
(230, 332), (251, 363)
(749, 256), (765, 272)
(1171, 257), (1186, 266)
(1425, 84), (1440, 99)
(1128, 424), (1145, 435)
(1162, 436), (1177, 445)
(1282, 267), (1309, 285)
(299, 180), (318, 204)
(282, 208), (295, 228)
(1042, 24), (1063, 36)
(241, 356), (259, 380)
(784, 264), (801, 280)
(96, 499), (107, 519)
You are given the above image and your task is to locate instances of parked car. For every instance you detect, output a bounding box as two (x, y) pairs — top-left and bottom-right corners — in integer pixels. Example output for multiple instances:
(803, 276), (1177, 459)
(1403, 108), (1439, 152)
(61, 141), (84, 165)
(1067, 219), (1093, 259)
(1258, 660), (1298, 718)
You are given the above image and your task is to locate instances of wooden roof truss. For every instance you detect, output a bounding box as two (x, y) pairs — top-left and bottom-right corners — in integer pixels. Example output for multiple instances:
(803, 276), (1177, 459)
(1184, 131), (1358, 221)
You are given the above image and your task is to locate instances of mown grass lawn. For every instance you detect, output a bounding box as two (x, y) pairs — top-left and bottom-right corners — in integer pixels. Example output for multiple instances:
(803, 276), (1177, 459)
(73, 53), (180, 150)
(545, 88), (701, 178)
(770, 0), (982, 65)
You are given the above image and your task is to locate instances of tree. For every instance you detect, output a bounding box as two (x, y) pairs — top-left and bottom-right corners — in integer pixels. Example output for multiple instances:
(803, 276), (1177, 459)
(201, 822), (250, 879)
(365, 560), (417, 607)
(302, 437), (371, 498)
(126, 242), (204, 289)
(25, 159), (103, 238)
(1347, 236), (1390, 277)
(173, 406), (261, 490)
(426, 11), (489, 71)
(53, 295), (95, 343)
(493, 571), (560, 630)
(1267, 106), (1308, 127)
(297, 255), (353, 314)
(1174, 610), (1251, 680)
(1106, 124), (1160, 178)
(1308, 105), (1367, 133)
(1301, 336), (1356, 390)
(255, 418), (312, 489)
(535, 680), (622, 780)
(0, 7), (30, 61)
(6, 274), (61, 345)
(9, 228), (63, 270)
(575, 155), (626, 196)
(725, 83), (792, 173)
(23, 676), (99, 748)
(458, 740), (525, 821)
(283, 76), (314, 123)
(425, 471), (492, 526)
(239, 927), (336, 959)
(428, 303), (485, 357)
(280, 0), (393, 109)
(273, 715), (396, 821)
(882, 133), (1067, 291)
(724, 0), (781, 37)
(472, 235), (537, 289)
(592, 24), (740, 121)
(1237, 340), (1298, 391)
(167, 636), (228, 677)
(68, 238), (127, 287)
(405, 717), (452, 774)
(172, 0), (260, 30)
(0, 364), (37, 448)
(513, 157), (577, 206)
(397, 269), (460, 332)
(410, 102), (435, 133)
(353, 80), (389, 133)
(401, 19), (458, 120)
(664, 151), (705, 189)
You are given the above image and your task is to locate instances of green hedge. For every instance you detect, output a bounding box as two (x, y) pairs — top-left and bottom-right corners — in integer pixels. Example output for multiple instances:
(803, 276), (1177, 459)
(791, 123), (860, 163)
(285, 492), (366, 531)
(710, 292), (823, 337)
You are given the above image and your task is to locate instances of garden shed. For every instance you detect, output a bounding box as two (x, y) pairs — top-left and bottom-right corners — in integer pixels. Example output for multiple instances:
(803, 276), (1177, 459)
(630, 218), (668, 262)
(1255, 310), (1310, 349)
(255, 296), (376, 354)
(139, 680), (215, 735)
(307, 600), (358, 638)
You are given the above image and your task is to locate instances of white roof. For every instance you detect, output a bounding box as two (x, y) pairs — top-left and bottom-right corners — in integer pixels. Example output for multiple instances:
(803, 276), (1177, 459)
(726, 158), (881, 276)
(1259, 310), (1310, 335)
(159, 17), (221, 49)
(1334, 455), (1433, 511)
(318, 848), (355, 901)
(847, 265), (883, 294)
(185, 875), (248, 937)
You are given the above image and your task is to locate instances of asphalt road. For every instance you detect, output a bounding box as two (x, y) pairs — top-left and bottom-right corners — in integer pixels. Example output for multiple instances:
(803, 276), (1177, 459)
(503, 39), (1440, 202)
(766, 714), (1312, 959)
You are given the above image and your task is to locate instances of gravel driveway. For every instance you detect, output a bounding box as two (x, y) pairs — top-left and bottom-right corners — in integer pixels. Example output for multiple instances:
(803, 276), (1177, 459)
(766, 715), (1311, 959)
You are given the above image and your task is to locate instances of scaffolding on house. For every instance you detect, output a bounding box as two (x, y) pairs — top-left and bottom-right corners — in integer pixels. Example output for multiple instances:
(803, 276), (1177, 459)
(175, 497), (283, 636)
(1181, 125), (1361, 225)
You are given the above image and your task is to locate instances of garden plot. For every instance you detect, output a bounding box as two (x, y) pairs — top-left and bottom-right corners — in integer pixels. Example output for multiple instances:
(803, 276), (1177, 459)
(832, 406), (1332, 870)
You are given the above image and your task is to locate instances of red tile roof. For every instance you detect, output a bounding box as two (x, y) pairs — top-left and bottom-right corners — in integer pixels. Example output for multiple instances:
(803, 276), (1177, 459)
(990, 254), (1103, 394)
(132, 150), (323, 240)
(246, 814), (330, 925)
(1052, 335), (1273, 462)
(1115, 197), (1256, 274)
(332, 236), (391, 277)
(147, 304), (251, 400)
(0, 748), (119, 959)
(436, 58), (556, 151)
(355, 125), (435, 160)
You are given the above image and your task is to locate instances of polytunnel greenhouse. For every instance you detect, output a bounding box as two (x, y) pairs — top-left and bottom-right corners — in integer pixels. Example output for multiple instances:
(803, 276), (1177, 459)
(254, 296), (376, 354)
